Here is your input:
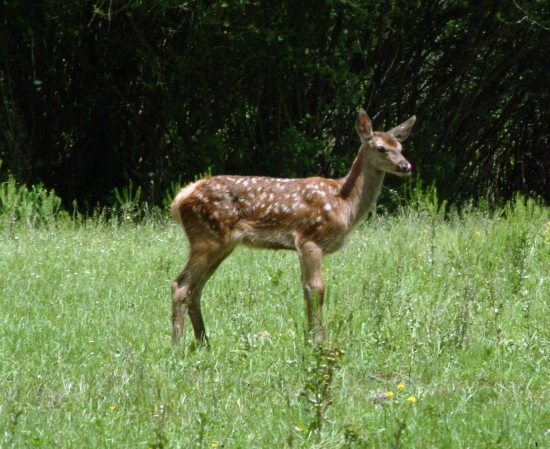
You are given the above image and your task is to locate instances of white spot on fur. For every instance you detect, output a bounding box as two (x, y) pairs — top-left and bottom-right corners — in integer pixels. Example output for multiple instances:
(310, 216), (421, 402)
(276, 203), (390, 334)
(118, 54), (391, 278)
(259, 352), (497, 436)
(324, 204), (332, 211)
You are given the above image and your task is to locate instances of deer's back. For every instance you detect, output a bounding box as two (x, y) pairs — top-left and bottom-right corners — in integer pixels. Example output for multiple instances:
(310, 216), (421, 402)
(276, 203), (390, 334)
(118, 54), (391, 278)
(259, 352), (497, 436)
(172, 175), (350, 253)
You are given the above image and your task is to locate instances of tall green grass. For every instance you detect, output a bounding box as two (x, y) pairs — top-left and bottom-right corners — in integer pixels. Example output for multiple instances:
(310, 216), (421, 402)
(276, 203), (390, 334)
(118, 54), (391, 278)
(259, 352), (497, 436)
(1, 183), (549, 447)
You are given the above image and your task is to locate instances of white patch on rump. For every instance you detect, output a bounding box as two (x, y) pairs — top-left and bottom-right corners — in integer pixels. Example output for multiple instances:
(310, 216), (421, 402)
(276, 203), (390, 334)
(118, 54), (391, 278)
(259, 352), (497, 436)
(170, 180), (203, 224)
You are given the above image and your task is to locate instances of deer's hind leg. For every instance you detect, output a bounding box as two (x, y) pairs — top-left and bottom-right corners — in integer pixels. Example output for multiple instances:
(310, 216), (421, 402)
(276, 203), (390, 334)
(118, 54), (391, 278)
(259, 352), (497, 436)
(171, 240), (233, 345)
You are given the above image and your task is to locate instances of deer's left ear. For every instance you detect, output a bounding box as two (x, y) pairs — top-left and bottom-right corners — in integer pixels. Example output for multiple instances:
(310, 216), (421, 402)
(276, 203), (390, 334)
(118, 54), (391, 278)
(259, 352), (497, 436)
(356, 109), (374, 143)
(387, 116), (416, 142)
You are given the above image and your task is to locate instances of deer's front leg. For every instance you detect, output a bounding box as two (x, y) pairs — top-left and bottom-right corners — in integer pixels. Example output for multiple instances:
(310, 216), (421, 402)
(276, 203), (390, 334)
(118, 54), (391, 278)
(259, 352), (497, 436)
(298, 241), (325, 343)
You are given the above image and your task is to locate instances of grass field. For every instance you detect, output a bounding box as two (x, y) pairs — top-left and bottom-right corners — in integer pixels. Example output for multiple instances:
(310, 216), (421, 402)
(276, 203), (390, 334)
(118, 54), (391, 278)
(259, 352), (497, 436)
(1, 195), (550, 448)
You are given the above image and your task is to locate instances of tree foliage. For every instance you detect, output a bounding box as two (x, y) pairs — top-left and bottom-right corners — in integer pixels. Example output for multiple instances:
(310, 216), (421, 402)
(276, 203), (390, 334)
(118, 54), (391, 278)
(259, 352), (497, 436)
(1, 0), (548, 210)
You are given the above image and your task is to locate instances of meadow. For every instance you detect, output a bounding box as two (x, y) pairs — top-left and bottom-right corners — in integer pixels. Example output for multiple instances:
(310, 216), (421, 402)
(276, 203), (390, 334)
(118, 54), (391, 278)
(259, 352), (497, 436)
(1, 184), (549, 448)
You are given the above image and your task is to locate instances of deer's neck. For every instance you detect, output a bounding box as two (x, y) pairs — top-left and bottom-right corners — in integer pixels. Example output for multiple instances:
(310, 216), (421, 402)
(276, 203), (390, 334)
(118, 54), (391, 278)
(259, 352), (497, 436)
(339, 147), (385, 228)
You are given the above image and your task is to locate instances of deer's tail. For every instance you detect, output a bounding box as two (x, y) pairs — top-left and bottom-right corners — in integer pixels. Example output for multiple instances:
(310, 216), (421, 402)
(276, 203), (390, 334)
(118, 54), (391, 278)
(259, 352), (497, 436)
(170, 181), (201, 225)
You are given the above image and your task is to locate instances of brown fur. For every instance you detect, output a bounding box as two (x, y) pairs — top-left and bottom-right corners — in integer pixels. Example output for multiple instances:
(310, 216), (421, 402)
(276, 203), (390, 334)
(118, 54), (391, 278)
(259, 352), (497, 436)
(376, 132), (399, 147)
(170, 109), (416, 345)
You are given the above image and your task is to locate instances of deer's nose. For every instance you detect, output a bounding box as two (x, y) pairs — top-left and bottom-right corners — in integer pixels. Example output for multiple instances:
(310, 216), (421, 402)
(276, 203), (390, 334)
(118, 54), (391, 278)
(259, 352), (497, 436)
(396, 162), (412, 173)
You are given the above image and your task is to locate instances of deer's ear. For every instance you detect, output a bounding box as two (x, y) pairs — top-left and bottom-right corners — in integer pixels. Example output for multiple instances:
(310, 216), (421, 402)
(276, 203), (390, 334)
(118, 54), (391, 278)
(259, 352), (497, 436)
(356, 109), (374, 143)
(387, 116), (416, 142)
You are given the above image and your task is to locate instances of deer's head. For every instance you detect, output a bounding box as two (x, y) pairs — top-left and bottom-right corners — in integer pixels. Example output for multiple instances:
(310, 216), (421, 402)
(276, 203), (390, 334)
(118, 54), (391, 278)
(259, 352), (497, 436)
(356, 109), (416, 177)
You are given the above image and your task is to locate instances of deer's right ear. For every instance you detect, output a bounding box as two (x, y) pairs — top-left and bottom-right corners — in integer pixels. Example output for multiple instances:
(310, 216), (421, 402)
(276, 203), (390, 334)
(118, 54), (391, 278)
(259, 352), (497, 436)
(356, 109), (374, 143)
(387, 115), (416, 142)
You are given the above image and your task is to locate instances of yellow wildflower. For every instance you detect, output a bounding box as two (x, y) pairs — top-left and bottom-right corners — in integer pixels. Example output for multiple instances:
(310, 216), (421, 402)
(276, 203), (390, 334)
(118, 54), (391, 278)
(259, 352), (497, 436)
(397, 383), (405, 392)
(386, 391), (394, 398)
(407, 396), (416, 403)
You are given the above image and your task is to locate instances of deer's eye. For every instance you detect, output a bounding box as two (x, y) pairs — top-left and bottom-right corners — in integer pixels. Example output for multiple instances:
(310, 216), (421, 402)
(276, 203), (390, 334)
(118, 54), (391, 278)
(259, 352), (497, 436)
(377, 146), (386, 153)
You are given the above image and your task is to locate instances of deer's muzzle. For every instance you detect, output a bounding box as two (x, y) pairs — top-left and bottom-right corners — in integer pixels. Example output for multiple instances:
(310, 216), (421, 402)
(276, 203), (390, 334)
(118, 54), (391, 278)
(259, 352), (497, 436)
(396, 162), (412, 174)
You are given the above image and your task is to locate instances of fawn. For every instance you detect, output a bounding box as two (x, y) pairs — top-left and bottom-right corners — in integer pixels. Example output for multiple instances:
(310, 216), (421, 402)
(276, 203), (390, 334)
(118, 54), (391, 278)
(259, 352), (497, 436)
(170, 109), (416, 345)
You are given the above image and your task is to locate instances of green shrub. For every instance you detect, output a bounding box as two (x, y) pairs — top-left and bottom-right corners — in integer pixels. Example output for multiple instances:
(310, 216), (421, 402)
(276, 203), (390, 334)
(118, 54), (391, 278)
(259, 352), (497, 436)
(0, 176), (68, 229)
